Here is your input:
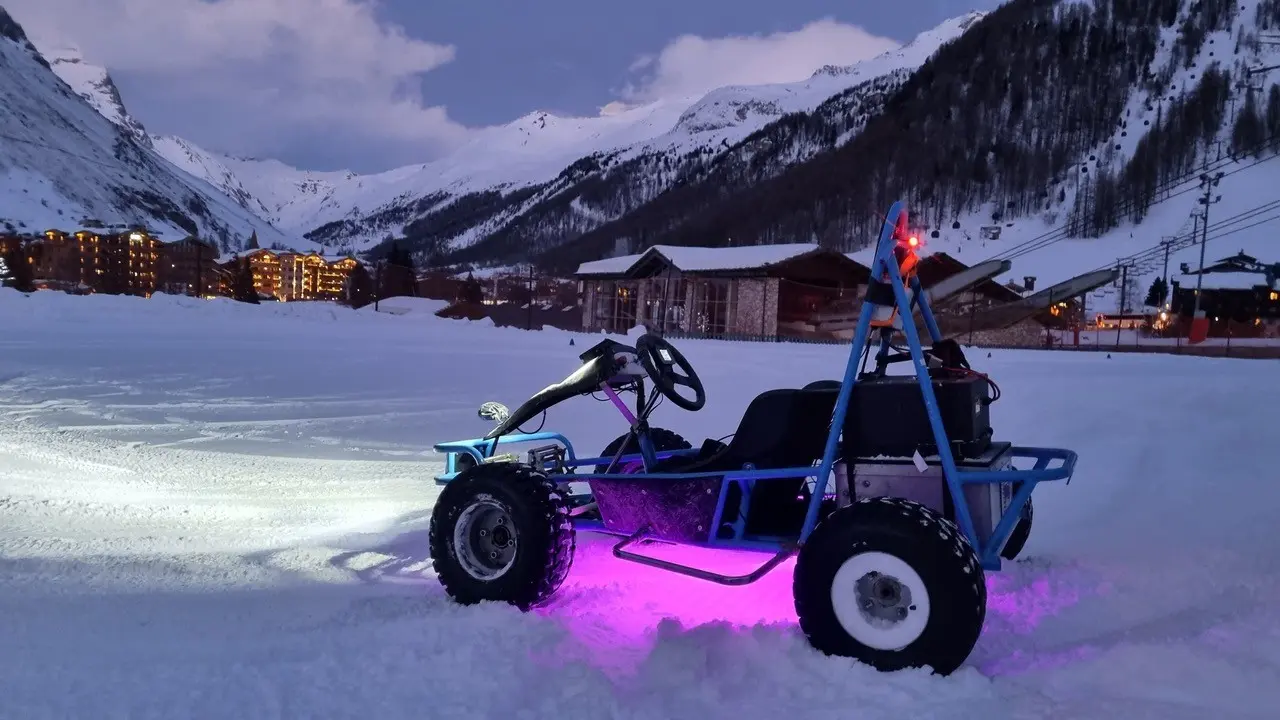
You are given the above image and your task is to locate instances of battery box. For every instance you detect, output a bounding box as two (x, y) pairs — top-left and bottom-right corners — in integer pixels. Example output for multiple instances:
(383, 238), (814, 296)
(834, 441), (1015, 552)
(844, 373), (993, 460)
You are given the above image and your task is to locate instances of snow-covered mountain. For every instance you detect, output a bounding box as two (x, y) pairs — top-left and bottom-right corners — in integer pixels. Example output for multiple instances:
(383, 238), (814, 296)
(52, 11), (979, 258)
(545, 0), (1280, 315)
(0, 11), (309, 252)
(298, 11), (986, 257)
(31, 0), (1280, 300)
(40, 43), (150, 147)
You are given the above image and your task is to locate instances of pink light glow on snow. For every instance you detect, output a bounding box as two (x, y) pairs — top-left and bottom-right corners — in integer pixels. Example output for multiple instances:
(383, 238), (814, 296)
(527, 533), (1090, 678)
(532, 536), (800, 676)
(985, 571), (1084, 635)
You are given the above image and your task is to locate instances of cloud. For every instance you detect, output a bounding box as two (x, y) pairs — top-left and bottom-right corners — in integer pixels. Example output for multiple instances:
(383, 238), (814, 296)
(5, 0), (469, 171)
(620, 19), (901, 105)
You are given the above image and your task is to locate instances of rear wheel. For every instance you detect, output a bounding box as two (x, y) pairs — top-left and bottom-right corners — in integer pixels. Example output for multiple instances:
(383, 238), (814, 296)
(428, 463), (575, 610)
(1000, 495), (1033, 560)
(793, 496), (986, 676)
(594, 427), (692, 474)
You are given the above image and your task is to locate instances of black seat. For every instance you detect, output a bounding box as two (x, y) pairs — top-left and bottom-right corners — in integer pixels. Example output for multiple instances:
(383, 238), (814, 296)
(659, 388), (839, 473)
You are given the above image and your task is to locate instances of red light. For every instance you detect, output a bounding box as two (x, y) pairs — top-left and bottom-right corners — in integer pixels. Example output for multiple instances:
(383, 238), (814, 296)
(907, 236), (919, 247)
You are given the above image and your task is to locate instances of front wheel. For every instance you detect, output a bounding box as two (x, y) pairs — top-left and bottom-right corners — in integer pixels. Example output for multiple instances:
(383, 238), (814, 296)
(793, 497), (986, 676)
(428, 463), (575, 611)
(594, 427), (692, 474)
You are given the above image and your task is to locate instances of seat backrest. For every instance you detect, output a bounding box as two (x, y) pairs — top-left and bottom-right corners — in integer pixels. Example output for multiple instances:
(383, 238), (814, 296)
(720, 388), (839, 470)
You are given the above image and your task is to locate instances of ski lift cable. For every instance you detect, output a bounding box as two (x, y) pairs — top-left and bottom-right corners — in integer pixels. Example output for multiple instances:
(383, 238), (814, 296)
(983, 136), (1280, 264)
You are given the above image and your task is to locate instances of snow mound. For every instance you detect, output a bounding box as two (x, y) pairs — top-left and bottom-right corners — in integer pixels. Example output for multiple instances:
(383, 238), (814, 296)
(360, 296), (451, 316)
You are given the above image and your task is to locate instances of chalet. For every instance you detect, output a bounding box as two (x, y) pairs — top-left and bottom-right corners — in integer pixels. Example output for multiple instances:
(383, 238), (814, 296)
(575, 243), (871, 340)
(1170, 251), (1279, 335)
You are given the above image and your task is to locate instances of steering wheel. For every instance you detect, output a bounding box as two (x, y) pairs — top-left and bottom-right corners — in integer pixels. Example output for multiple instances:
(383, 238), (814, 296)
(635, 333), (706, 411)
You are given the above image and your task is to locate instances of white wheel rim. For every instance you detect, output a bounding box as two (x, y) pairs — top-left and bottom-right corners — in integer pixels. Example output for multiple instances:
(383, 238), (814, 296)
(830, 551), (931, 651)
(452, 499), (518, 581)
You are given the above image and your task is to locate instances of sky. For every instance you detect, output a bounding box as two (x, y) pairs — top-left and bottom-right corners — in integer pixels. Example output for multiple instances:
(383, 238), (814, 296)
(6, 0), (1002, 174)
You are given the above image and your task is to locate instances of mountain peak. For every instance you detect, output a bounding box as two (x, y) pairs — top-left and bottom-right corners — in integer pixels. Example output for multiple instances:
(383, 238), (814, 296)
(35, 41), (85, 62)
(32, 38), (151, 147)
(813, 10), (987, 79)
(0, 7), (308, 252)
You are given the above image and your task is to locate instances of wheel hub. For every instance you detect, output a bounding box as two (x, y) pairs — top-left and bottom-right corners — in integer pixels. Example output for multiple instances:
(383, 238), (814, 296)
(454, 500), (519, 580)
(855, 570), (916, 624)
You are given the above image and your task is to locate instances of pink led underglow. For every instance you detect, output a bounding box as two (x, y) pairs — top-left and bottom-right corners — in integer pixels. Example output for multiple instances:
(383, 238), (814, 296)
(522, 533), (1090, 678)
(533, 534), (799, 676)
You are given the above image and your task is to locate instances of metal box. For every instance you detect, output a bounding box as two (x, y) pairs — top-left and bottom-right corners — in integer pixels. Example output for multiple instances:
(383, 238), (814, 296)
(834, 441), (1015, 552)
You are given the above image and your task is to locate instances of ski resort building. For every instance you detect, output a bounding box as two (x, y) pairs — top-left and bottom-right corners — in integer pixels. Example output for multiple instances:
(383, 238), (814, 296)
(157, 238), (220, 298)
(1170, 252), (1280, 337)
(222, 249), (362, 301)
(241, 249), (282, 299)
(15, 228), (161, 296)
(575, 244), (872, 340)
(2, 230), (360, 303)
(574, 243), (1066, 345)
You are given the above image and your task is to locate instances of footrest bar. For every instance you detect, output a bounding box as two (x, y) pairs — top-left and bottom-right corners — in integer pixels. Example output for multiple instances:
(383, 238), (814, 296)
(611, 528), (795, 586)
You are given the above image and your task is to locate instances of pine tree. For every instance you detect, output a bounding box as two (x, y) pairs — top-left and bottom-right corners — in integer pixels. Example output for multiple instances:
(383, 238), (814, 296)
(1144, 276), (1168, 307)
(1231, 90), (1266, 156)
(345, 263), (373, 309)
(231, 258), (259, 304)
(246, 230), (260, 250)
(379, 242), (417, 297)
(2, 249), (34, 292)
(1266, 84), (1280, 144)
(459, 273), (484, 304)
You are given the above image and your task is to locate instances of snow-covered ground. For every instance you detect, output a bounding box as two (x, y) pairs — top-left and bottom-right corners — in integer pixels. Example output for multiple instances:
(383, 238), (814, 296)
(2, 290), (1279, 718)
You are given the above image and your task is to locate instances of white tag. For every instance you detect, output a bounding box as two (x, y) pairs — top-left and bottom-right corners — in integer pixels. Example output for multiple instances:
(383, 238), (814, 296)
(911, 449), (928, 473)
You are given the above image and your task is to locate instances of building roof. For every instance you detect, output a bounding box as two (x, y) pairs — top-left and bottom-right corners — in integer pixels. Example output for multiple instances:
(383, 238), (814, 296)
(575, 243), (839, 277)
(1176, 272), (1271, 291)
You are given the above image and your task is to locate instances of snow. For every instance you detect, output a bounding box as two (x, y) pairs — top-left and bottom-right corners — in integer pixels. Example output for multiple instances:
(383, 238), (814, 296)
(51, 13), (981, 251)
(576, 243), (826, 276)
(912, 156), (1280, 313)
(1175, 272), (1272, 291)
(2, 289), (1280, 717)
(914, 0), (1280, 313)
(360, 296), (450, 316)
(0, 28), (310, 252)
(38, 43), (147, 143)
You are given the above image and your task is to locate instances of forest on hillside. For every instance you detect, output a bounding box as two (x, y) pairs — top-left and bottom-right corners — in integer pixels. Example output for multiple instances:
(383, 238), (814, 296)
(530, 0), (1279, 272)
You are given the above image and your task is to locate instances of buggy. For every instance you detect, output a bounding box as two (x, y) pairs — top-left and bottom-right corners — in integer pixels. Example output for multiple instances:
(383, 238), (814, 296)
(428, 201), (1076, 675)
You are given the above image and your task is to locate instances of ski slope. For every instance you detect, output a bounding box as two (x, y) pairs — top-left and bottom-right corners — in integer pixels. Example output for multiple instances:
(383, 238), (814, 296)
(1, 291), (1278, 719)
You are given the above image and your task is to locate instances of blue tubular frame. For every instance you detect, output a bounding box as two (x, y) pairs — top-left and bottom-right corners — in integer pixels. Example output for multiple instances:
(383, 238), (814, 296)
(432, 200), (1077, 579)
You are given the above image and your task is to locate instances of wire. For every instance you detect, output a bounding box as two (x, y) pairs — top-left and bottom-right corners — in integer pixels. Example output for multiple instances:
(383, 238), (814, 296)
(999, 138), (1280, 261)
(1079, 197), (1280, 276)
(516, 410), (546, 435)
(981, 136), (1280, 265)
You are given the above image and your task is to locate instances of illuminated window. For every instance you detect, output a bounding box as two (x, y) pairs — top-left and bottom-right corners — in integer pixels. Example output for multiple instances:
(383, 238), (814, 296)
(1271, 291), (1278, 301)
